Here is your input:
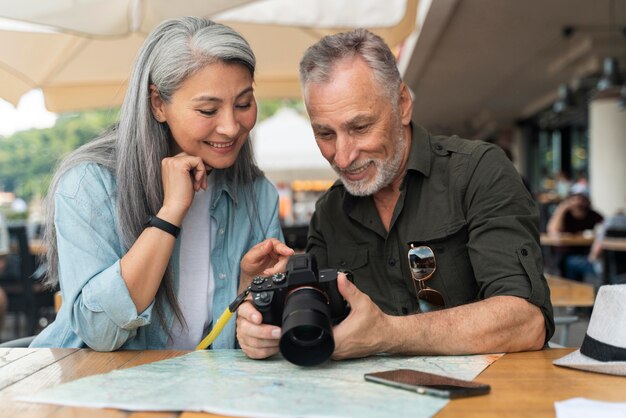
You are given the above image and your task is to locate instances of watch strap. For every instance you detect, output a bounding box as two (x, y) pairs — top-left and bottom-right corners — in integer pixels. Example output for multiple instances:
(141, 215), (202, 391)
(145, 215), (180, 238)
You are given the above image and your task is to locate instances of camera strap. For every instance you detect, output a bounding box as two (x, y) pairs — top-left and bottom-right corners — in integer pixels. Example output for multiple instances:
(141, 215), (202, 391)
(196, 286), (251, 350)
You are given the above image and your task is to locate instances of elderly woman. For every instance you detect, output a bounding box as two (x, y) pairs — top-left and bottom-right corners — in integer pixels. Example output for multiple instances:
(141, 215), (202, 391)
(31, 17), (293, 351)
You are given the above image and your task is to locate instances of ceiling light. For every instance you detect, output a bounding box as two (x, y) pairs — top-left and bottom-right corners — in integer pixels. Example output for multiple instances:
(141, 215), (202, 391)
(597, 57), (624, 92)
(553, 84), (574, 113)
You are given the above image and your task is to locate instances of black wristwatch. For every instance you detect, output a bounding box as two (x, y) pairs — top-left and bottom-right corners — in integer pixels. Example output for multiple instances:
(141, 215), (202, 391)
(144, 215), (180, 238)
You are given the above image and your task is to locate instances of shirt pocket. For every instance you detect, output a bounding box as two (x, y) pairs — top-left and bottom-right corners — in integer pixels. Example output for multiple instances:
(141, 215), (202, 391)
(327, 244), (369, 278)
(408, 224), (478, 308)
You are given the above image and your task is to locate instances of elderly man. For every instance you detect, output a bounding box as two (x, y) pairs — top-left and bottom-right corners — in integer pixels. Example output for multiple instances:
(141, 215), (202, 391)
(237, 29), (554, 360)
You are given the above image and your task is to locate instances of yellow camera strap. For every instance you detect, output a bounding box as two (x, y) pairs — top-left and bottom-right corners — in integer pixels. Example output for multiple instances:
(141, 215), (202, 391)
(195, 286), (251, 350)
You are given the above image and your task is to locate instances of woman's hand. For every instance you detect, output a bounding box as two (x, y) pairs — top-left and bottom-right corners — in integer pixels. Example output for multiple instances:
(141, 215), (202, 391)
(239, 239), (295, 292)
(159, 152), (211, 225)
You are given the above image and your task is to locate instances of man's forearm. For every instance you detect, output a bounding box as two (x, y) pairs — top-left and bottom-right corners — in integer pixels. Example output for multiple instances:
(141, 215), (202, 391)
(383, 296), (546, 355)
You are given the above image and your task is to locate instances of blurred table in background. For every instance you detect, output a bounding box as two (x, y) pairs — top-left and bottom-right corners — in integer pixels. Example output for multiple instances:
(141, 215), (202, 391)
(540, 233), (594, 277)
(545, 274), (595, 308)
(540, 233), (594, 247)
(28, 239), (46, 256)
(600, 238), (626, 252)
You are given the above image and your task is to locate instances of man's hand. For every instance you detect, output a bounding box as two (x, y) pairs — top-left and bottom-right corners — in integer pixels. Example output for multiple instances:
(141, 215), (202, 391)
(239, 239), (294, 293)
(331, 273), (391, 359)
(236, 301), (281, 359)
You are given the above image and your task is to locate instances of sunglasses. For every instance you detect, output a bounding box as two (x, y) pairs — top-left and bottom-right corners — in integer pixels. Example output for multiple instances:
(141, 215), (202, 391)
(408, 244), (445, 313)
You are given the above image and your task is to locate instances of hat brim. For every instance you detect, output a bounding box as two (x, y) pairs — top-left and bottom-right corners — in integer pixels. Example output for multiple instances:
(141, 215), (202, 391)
(553, 350), (626, 376)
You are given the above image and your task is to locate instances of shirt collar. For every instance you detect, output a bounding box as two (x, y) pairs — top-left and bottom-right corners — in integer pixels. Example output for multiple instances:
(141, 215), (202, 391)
(405, 123), (433, 178)
(211, 170), (238, 208)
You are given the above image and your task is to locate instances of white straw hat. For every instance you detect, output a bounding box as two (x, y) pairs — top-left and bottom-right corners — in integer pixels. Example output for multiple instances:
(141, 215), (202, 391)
(553, 284), (626, 376)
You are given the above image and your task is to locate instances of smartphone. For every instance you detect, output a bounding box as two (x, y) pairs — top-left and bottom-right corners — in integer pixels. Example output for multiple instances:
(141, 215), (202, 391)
(364, 369), (490, 399)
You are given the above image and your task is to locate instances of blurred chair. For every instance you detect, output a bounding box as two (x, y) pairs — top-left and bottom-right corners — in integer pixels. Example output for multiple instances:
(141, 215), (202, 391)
(0, 225), (54, 337)
(0, 335), (36, 348)
(0, 291), (61, 349)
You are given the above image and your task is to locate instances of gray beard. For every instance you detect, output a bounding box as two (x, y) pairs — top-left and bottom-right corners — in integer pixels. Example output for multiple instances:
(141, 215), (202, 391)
(335, 123), (407, 197)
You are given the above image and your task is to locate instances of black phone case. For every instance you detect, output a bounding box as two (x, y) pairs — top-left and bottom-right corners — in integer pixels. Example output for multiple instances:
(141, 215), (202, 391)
(364, 368), (491, 399)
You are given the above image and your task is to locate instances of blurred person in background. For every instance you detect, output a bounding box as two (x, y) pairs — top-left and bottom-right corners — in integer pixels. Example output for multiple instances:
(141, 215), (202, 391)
(547, 189), (603, 281)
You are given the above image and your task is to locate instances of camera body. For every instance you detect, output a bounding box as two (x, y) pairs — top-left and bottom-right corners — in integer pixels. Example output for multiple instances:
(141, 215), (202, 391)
(250, 253), (349, 366)
(250, 254), (348, 326)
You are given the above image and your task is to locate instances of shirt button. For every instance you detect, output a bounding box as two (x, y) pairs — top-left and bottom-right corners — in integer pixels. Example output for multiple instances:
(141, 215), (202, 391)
(219, 228), (225, 235)
(521, 248), (529, 256)
(435, 144), (443, 151)
(219, 273), (226, 279)
(401, 307), (408, 315)
(340, 261), (347, 267)
(388, 258), (396, 266)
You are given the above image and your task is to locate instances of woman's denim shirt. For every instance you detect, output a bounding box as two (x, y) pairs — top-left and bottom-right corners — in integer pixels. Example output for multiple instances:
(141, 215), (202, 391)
(31, 163), (283, 350)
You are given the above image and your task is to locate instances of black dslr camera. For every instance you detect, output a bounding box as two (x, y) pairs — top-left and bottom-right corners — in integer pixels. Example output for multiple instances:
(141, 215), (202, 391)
(250, 253), (350, 366)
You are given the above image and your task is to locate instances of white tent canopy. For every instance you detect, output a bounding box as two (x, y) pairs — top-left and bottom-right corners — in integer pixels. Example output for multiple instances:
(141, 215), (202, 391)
(0, 0), (417, 112)
(252, 107), (336, 182)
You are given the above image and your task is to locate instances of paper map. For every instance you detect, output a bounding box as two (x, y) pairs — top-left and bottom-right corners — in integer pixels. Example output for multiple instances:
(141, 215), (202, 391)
(21, 350), (501, 418)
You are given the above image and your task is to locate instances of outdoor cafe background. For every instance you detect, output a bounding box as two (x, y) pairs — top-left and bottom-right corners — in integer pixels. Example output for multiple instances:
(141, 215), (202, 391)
(1, 0), (626, 343)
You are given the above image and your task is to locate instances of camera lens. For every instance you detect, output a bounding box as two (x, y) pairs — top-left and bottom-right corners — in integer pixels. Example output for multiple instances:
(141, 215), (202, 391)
(279, 287), (334, 366)
(289, 325), (324, 346)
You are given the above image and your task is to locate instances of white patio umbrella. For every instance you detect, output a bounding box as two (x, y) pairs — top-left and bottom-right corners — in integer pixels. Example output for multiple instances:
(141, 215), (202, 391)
(0, 0), (417, 112)
(252, 107), (336, 182)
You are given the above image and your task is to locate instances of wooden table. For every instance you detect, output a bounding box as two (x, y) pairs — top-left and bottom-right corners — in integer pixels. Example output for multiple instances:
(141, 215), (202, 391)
(2, 348), (625, 418)
(28, 239), (46, 256)
(600, 237), (626, 252)
(545, 274), (595, 307)
(437, 349), (626, 418)
(540, 233), (594, 247)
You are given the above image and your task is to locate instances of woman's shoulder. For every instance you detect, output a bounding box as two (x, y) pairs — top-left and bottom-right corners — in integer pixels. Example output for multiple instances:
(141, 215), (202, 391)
(251, 175), (277, 192)
(249, 175), (279, 202)
(56, 162), (116, 200)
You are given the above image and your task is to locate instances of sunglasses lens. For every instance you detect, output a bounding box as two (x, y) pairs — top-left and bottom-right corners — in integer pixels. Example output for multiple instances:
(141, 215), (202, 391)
(417, 288), (445, 312)
(408, 246), (436, 280)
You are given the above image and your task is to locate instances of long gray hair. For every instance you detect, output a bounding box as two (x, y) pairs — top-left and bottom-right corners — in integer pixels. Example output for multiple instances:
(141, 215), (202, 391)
(42, 17), (262, 327)
(299, 28), (401, 103)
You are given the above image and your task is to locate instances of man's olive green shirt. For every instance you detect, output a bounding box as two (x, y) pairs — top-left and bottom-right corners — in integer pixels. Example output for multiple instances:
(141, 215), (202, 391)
(306, 125), (555, 342)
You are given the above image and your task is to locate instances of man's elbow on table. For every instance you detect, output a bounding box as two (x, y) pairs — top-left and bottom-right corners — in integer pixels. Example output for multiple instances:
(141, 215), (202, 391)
(502, 300), (547, 353)
(455, 297), (548, 355)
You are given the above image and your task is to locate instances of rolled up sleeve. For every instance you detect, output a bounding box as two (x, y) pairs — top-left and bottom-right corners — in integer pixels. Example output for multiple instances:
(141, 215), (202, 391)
(463, 146), (554, 341)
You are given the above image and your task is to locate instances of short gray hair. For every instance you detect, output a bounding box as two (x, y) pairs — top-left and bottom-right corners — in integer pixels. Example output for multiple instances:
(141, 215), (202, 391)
(43, 17), (262, 330)
(299, 28), (401, 101)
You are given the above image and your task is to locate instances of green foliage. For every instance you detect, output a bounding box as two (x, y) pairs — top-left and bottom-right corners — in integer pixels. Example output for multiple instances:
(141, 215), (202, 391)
(0, 108), (119, 201)
(0, 98), (301, 203)
(258, 98), (305, 121)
